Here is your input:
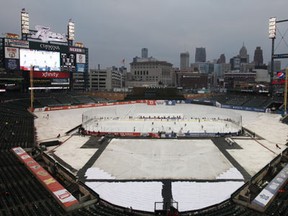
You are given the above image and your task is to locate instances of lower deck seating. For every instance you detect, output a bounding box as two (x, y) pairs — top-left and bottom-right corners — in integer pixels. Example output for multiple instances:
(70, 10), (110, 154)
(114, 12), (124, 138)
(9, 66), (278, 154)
(0, 150), (65, 216)
(0, 94), (287, 216)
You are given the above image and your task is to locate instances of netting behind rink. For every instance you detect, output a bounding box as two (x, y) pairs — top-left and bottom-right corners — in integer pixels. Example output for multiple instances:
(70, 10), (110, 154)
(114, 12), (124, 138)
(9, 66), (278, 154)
(81, 102), (242, 136)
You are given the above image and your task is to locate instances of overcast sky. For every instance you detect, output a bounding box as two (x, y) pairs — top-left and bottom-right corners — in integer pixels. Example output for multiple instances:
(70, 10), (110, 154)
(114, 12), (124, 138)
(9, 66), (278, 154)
(1, 0), (288, 69)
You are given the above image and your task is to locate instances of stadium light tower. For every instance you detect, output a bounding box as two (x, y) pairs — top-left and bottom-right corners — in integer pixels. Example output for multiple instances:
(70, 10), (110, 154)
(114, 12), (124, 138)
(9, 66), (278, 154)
(269, 17), (276, 96)
(67, 19), (75, 46)
(67, 19), (75, 90)
(21, 8), (29, 40)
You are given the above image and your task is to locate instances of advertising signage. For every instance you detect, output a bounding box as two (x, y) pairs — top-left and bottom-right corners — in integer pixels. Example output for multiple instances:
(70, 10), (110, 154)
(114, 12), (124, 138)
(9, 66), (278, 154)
(5, 59), (20, 70)
(69, 46), (85, 53)
(5, 47), (20, 59)
(76, 64), (85, 72)
(32, 71), (70, 79)
(252, 164), (288, 209)
(11, 147), (78, 209)
(5, 39), (29, 48)
(76, 53), (86, 64)
(29, 41), (69, 53)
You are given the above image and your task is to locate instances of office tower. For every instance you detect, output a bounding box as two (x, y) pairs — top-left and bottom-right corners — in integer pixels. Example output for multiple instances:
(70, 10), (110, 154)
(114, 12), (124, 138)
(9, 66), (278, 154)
(141, 48), (148, 58)
(230, 56), (241, 70)
(180, 52), (190, 70)
(217, 54), (226, 64)
(253, 46), (263, 66)
(195, 47), (206, 63)
(239, 43), (249, 63)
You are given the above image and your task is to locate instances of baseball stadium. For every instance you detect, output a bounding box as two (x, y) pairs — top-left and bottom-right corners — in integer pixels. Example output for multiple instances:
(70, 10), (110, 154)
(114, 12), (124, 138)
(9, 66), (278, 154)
(1, 91), (288, 216)
(1, 9), (288, 216)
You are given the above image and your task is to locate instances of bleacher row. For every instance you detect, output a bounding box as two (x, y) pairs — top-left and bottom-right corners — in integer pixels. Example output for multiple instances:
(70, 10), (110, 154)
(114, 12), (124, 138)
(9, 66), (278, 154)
(0, 98), (67, 215)
(0, 92), (287, 216)
(0, 92), (109, 108)
(0, 96), (146, 216)
(35, 93), (109, 108)
(211, 94), (276, 109)
(0, 150), (66, 216)
(181, 201), (260, 216)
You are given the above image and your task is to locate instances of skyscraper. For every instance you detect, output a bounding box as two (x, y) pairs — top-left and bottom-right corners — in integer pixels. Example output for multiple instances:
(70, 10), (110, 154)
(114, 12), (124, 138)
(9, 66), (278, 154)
(217, 54), (226, 64)
(195, 47), (206, 63)
(180, 52), (190, 70)
(141, 48), (148, 58)
(253, 46), (263, 66)
(239, 43), (249, 63)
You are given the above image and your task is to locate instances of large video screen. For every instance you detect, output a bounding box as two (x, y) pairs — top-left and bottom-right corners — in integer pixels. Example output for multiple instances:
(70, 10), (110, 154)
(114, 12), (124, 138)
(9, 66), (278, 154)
(20, 49), (60, 71)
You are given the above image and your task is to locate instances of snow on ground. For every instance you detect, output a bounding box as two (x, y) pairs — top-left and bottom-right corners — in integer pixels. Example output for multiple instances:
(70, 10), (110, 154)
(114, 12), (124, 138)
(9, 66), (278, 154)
(85, 181), (162, 212)
(35, 107), (94, 141)
(85, 167), (245, 181)
(34, 103), (288, 212)
(85, 167), (115, 180)
(216, 167), (244, 180)
(227, 139), (276, 176)
(172, 181), (244, 211)
(87, 139), (234, 180)
(51, 135), (96, 171)
(235, 110), (288, 145)
(84, 167), (245, 211)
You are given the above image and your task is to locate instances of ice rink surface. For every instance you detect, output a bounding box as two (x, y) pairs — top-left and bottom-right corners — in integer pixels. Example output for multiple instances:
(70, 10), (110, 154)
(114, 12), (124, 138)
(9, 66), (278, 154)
(34, 103), (288, 211)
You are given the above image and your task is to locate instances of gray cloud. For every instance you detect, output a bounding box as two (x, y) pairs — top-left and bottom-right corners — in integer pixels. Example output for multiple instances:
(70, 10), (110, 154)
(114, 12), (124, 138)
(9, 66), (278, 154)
(1, 0), (288, 69)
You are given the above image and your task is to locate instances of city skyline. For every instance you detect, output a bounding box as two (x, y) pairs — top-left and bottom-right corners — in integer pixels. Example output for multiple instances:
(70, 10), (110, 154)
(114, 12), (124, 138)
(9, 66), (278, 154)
(1, 0), (288, 69)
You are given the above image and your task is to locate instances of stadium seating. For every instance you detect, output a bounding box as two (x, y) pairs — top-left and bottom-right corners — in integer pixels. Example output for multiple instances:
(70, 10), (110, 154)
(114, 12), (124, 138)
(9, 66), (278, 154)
(281, 114), (288, 125)
(0, 150), (66, 216)
(207, 93), (284, 112)
(0, 98), (66, 216)
(241, 96), (271, 108)
(1, 92), (288, 216)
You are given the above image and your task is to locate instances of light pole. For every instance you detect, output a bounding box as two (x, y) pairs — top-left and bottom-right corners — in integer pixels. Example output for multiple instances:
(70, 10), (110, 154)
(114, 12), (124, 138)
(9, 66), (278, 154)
(269, 17), (276, 96)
